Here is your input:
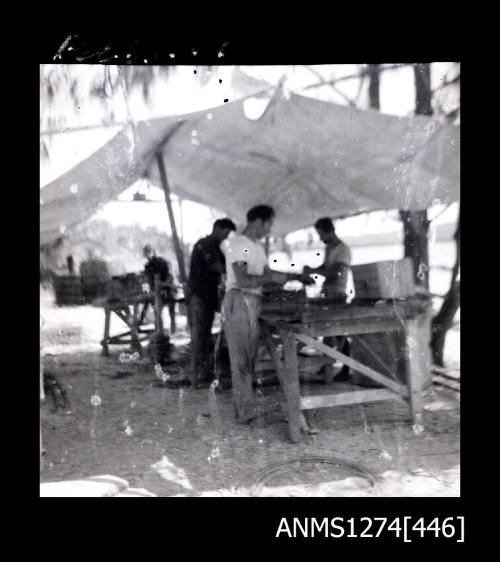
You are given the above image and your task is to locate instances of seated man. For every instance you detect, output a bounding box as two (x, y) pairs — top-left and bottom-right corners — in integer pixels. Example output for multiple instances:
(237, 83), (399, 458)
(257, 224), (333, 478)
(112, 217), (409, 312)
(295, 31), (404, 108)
(304, 217), (352, 381)
(143, 245), (177, 333)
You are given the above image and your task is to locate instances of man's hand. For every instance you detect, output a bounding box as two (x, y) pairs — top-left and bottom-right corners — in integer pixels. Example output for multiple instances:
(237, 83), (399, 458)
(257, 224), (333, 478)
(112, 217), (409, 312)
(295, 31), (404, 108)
(297, 273), (315, 286)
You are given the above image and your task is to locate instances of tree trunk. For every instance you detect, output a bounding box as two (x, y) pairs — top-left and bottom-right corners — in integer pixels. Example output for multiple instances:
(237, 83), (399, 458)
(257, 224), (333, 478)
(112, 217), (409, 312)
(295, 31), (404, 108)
(430, 281), (460, 366)
(367, 64), (380, 110)
(399, 209), (431, 289)
(413, 63), (433, 116)
(400, 63), (433, 290)
(430, 206), (460, 366)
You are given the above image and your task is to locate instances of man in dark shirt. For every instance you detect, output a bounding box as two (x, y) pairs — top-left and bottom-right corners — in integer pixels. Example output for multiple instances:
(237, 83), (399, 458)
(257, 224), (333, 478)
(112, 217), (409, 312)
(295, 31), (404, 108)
(187, 218), (236, 388)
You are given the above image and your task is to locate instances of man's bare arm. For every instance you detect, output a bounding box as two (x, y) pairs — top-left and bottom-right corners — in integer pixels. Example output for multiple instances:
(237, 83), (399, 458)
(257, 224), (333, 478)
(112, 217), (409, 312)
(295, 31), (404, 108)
(305, 262), (349, 279)
(232, 262), (314, 289)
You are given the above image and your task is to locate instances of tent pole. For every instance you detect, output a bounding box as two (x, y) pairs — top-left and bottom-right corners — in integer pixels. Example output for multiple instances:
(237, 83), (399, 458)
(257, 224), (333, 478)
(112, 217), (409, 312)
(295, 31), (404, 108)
(178, 198), (184, 247)
(156, 152), (187, 285)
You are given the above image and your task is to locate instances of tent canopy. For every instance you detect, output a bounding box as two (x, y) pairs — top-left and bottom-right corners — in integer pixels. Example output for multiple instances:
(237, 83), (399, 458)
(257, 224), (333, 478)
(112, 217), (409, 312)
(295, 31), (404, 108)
(40, 88), (459, 244)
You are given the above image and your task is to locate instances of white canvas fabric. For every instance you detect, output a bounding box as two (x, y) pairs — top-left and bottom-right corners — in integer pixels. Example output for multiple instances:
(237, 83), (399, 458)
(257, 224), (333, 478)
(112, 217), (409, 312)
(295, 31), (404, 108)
(40, 88), (460, 243)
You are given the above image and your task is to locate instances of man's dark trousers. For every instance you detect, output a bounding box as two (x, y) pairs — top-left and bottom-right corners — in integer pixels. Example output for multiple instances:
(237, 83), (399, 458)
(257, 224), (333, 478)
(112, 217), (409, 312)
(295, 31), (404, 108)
(189, 294), (217, 386)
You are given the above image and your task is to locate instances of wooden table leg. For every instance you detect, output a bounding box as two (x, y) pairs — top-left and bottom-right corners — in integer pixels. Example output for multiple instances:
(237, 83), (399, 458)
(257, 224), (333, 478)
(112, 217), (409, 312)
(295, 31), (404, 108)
(405, 318), (424, 427)
(281, 330), (302, 443)
(322, 336), (336, 384)
(262, 323), (309, 440)
(101, 307), (110, 356)
(138, 300), (149, 326)
(168, 301), (176, 334)
(131, 303), (143, 355)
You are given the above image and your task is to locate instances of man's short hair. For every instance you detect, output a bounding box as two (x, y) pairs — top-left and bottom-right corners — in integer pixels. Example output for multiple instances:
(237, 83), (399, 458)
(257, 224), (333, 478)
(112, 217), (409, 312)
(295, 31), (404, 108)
(213, 218), (236, 231)
(314, 217), (335, 233)
(246, 205), (275, 223)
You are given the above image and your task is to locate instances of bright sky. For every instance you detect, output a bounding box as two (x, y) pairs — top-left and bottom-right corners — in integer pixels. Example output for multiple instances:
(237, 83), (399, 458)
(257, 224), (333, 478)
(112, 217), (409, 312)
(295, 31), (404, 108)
(40, 63), (459, 244)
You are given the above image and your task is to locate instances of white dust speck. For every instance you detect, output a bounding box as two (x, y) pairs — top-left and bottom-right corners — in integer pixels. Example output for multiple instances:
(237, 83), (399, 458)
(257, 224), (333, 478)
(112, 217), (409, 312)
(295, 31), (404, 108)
(90, 395), (101, 407)
(151, 456), (193, 490)
(412, 424), (425, 435)
(154, 363), (170, 382)
(379, 450), (393, 461)
(119, 351), (139, 363)
(425, 122), (436, 137)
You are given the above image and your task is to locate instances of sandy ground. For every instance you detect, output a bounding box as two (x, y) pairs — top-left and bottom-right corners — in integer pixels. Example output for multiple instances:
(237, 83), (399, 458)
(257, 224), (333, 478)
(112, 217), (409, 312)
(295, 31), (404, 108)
(40, 289), (460, 497)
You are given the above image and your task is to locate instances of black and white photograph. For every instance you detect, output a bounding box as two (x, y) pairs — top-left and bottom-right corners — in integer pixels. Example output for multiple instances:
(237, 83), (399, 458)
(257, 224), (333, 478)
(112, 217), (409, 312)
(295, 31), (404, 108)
(39, 43), (460, 507)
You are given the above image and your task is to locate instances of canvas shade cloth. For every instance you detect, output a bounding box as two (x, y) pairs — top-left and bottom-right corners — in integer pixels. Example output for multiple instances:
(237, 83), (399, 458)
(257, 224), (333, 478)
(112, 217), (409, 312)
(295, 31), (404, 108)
(40, 89), (459, 244)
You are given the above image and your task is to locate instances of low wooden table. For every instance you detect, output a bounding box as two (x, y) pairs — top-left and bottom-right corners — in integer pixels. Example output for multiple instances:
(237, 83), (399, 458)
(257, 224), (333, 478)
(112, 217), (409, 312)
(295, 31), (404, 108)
(101, 294), (156, 356)
(260, 296), (431, 443)
(101, 273), (182, 356)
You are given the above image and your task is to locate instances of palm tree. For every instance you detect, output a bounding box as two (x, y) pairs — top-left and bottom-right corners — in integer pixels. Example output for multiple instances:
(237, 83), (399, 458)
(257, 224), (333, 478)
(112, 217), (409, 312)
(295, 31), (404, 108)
(40, 64), (178, 161)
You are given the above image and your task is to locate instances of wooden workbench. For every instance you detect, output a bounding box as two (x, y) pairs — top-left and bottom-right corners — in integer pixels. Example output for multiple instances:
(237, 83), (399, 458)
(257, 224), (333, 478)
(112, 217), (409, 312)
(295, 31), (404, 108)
(260, 296), (431, 443)
(101, 274), (178, 356)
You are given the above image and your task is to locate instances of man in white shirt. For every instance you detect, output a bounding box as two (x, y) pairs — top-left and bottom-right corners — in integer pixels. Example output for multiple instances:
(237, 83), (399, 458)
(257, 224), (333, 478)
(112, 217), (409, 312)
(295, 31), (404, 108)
(222, 205), (315, 426)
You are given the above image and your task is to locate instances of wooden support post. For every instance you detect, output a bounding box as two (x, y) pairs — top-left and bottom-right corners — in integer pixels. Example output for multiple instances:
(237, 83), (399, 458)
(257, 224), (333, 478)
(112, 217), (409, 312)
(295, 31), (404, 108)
(154, 273), (163, 336)
(168, 300), (176, 334)
(280, 330), (302, 443)
(138, 300), (149, 326)
(404, 318), (424, 426)
(322, 336), (336, 384)
(156, 151), (187, 285)
(130, 302), (142, 354)
(261, 323), (309, 438)
(102, 307), (111, 356)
